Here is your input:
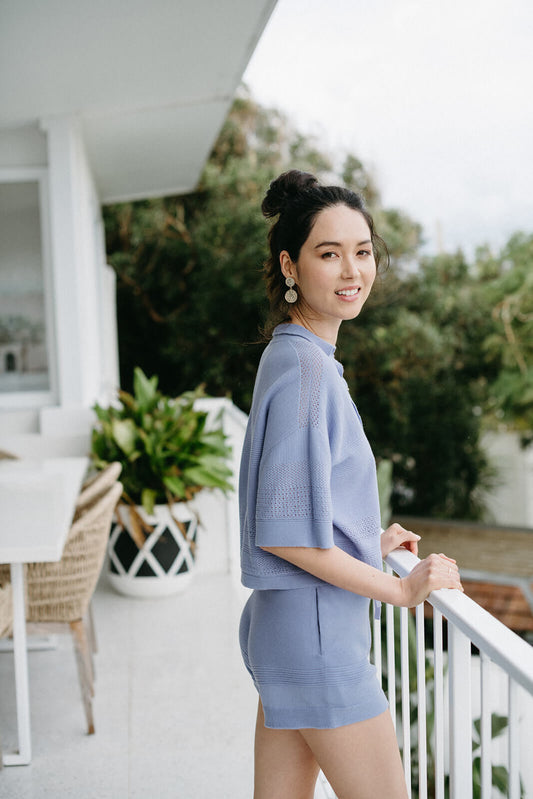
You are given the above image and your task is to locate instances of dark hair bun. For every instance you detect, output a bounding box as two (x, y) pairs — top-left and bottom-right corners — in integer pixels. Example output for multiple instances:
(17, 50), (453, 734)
(261, 170), (319, 218)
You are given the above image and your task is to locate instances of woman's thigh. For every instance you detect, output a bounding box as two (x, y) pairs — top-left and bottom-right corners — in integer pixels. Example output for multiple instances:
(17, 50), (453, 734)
(254, 700), (320, 799)
(300, 709), (408, 799)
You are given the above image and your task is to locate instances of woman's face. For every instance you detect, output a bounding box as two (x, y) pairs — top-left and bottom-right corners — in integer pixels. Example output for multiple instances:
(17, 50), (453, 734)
(280, 204), (377, 344)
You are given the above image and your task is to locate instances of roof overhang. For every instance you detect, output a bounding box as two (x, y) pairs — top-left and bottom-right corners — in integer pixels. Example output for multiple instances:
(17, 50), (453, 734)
(0, 0), (277, 202)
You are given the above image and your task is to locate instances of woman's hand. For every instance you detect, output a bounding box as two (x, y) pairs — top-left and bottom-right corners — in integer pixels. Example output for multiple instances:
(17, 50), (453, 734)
(381, 522), (421, 558)
(399, 553), (463, 607)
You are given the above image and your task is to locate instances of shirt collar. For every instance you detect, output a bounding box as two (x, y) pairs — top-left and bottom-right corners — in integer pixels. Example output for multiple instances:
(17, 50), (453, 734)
(273, 323), (336, 358)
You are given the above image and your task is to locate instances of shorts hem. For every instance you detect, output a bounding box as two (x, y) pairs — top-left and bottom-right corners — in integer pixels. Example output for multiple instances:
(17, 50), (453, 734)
(262, 693), (389, 730)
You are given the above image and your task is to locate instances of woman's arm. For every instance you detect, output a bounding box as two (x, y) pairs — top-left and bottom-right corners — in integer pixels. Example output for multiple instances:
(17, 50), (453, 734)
(260, 543), (462, 608)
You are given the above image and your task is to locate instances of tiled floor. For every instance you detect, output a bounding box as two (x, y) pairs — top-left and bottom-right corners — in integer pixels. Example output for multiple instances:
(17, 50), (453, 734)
(0, 571), (258, 799)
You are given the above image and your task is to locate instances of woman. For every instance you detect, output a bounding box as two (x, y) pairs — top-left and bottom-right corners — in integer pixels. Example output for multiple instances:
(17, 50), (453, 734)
(239, 170), (462, 799)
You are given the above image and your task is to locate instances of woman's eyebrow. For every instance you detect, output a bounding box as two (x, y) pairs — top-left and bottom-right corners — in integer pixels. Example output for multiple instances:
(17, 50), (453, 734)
(314, 240), (341, 249)
(314, 239), (372, 249)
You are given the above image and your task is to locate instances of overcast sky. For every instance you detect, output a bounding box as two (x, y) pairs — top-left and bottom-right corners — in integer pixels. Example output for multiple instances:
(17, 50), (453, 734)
(244, 0), (533, 258)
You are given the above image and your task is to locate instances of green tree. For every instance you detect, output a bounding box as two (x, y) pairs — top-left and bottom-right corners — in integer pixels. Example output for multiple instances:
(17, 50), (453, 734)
(475, 233), (533, 442)
(337, 253), (491, 518)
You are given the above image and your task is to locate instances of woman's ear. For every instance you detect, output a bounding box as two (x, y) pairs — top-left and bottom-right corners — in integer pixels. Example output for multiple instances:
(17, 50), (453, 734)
(280, 251), (297, 281)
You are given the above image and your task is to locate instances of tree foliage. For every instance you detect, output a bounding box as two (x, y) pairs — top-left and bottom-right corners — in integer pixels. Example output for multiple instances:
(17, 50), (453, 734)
(339, 253), (493, 518)
(475, 233), (533, 440)
(103, 87), (531, 519)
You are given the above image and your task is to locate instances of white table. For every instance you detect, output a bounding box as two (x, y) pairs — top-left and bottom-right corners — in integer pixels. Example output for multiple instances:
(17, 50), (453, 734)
(0, 457), (88, 766)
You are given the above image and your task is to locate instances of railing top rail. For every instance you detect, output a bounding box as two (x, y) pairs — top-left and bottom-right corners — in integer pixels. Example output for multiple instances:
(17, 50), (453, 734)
(193, 397), (249, 428)
(385, 547), (533, 695)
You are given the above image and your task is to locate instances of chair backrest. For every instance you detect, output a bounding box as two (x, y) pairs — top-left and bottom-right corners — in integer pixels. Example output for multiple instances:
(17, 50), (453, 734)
(26, 482), (123, 624)
(0, 579), (13, 638)
(74, 462), (122, 520)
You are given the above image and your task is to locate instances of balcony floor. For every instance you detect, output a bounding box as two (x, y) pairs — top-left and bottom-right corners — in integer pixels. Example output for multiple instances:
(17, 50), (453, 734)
(0, 571), (258, 798)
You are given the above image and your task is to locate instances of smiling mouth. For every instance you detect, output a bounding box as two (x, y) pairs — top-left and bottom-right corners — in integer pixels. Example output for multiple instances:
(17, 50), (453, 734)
(335, 288), (360, 296)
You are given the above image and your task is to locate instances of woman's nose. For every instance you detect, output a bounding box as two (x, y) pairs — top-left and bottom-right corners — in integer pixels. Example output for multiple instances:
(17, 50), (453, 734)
(342, 256), (360, 278)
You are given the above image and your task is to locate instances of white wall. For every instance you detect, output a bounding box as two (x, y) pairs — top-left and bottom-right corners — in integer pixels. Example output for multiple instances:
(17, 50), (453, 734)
(0, 125), (47, 168)
(481, 431), (533, 527)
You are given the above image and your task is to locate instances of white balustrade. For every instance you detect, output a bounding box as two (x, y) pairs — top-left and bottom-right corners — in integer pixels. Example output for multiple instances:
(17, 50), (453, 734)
(382, 547), (533, 799)
(320, 546), (533, 798)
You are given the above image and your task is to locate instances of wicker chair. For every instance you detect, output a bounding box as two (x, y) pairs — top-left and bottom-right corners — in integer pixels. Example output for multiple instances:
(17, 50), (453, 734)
(0, 579), (13, 639)
(25, 481), (123, 735)
(0, 566), (18, 629)
(72, 462), (122, 655)
(74, 462), (122, 521)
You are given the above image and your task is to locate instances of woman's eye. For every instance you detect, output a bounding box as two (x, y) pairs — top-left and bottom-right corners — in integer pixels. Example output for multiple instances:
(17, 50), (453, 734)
(321, 251), (338, 260)
(358, 249), (372, 257)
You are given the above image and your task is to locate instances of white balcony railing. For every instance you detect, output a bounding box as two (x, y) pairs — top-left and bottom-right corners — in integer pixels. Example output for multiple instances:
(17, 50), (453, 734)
(317, 547), (533, 799)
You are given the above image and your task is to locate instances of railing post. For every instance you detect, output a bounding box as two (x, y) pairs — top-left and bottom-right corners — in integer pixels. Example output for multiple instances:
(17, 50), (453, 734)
(400, 606), (411, 795)
(385, 565), (397, 732)
(433, 610), (445, 799)
(508, 677), (520, 799)
(416, 603), (428, 799)
(479, 652), (492, 799)
(448, 624), (472, 799)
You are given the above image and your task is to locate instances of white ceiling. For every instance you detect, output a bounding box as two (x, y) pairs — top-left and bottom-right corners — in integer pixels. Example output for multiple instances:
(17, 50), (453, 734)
(0, 0), (276, 202)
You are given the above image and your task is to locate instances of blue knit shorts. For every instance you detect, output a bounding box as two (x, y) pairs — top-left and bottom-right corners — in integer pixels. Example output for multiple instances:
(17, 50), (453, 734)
(239, 583), (388, 729)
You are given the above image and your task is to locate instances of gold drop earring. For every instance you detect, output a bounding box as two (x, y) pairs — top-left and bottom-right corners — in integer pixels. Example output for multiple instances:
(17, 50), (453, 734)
(284, 277), (298, 304)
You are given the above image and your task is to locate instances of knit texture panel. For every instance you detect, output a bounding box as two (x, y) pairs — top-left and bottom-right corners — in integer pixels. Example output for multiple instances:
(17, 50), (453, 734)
(240, 324), (383, 590)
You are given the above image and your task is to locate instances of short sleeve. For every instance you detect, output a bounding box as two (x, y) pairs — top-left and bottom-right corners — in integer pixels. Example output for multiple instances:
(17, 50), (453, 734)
(254, 338), (334, 549)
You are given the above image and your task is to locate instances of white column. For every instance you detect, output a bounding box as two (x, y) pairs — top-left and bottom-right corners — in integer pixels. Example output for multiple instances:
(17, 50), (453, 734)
(41, 116), (84, 405)
(40, 115), (111, 411)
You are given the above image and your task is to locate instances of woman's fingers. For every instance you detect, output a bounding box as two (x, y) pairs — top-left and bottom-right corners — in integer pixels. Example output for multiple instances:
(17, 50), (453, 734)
(401, 552), (463, 606)
(401, 539), (418, 555)
(438, 553), (457, 564)
(382, 523), (421, 557)
(399, 528), (420, 555)
(429, 553), (463, 590)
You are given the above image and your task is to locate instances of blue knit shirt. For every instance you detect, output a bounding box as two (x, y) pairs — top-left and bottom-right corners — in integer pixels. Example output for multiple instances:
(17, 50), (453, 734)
(239, 323), (383, 591)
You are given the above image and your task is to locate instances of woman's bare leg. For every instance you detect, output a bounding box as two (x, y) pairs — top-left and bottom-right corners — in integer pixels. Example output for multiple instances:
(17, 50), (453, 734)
(300, 709), (408, 799)
(254, 699), (320, 799)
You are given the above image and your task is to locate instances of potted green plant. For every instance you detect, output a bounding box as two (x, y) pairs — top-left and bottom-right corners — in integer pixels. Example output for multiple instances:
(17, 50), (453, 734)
(91, 367), (233, 597)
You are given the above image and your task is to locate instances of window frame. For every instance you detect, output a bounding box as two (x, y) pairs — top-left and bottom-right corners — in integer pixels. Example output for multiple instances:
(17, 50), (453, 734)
(0, 167), (58, 408)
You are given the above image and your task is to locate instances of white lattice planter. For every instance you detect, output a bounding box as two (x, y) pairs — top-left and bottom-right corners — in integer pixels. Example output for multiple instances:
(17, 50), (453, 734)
(107, 503), (198, 597)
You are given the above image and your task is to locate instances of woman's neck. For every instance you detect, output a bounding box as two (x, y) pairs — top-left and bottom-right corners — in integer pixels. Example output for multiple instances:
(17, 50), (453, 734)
(288, 313), (341, 347)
